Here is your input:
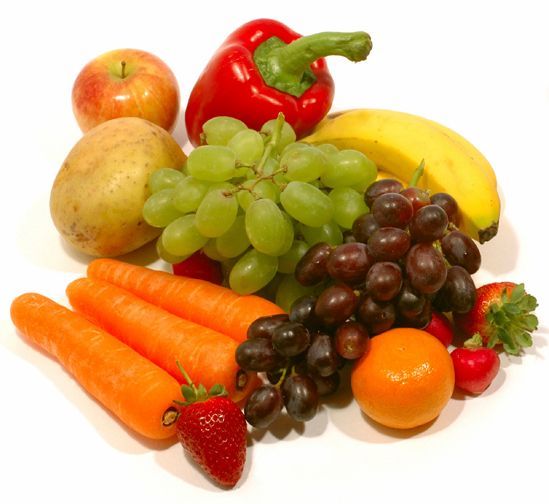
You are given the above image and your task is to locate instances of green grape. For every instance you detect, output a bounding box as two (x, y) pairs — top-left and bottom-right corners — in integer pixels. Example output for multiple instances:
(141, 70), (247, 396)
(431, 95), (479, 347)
(172, 176), (210, 213)
(245, 198), (289, 256)
(280, 145), (328, 182)
(300, 221), (344, 246)
(316, 143), (339, 158)
(277, 239), (309, 274)
(234, 166), (255, 179)
(195, 188), (238, 237)
(203, 239), (228, 262)
(260, 157), (280, 177)
(227, 129), (265, 164)
(329, 187), (369, 229)
(229, 249), (278, 295)
(275, 274), (317, 313)
(187, 145), (236, 182)
(280, 142), (309, 158)
(280, 181), (334, 227)
(237, 179), (280, 210)
(206, 181), (236, 194)
(260, 118), (297, 154)
(321, 149), (377, 189)
(276, 212), (295, 256)
(161, 214), (208, 257)
(149, 168), (185, 193)
(142, 189), (182, 227)
(202, 116), (247, 145)
(156, 237), (189, 264)
(215, 215), (251, 258)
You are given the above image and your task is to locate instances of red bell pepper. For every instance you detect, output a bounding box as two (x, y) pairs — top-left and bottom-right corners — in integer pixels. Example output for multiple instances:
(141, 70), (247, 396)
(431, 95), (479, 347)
(185, 19), (372, 146)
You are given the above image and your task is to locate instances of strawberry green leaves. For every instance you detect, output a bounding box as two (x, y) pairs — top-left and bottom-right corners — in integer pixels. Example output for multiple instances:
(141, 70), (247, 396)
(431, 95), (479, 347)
(486, 283), (538, 354)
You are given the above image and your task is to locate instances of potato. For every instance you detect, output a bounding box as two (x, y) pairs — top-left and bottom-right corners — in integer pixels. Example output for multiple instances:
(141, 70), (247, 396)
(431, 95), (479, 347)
(50, 117), (186, 257)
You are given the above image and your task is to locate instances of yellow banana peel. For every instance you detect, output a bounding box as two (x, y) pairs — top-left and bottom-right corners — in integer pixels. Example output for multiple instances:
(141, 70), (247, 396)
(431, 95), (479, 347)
(303, 109), (500, 243)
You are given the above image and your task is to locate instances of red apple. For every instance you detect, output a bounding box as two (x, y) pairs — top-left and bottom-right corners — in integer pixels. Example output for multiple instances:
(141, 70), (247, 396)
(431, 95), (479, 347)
(72, 48), (180, 133)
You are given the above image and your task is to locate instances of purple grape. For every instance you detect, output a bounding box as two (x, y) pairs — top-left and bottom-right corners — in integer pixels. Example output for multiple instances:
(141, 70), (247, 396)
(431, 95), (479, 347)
(295, 242), (333, 286)
(440, 230), (481, 274)
(397, 298), (432, 329)
(405, 242), (448, 294)
(364, 178), (404, 208)
(244, 385), (283, 428)
(430, 192), (460, 226)
(314, 283), (359, 327)
(434, 265), (477, 314)
(326, 242), (373, 285)
(334, 321), (369, 359)
(272, 322), (311, 357)
(235, 338), (285, 372)
(368, 227), (411, 262)
(372, 192), (414, 228)
(311, 371), (341, 396)
(364, 261), (403, 301)
(247, 313), (290, 340)
(306, 332), (341, 377)
(400, 186), (430, 213)
(396, 280), (427, 318)
(282, 374), (319, 422)
(289, 295), (320, 328)
(408, 204), (448, 242)
(351, 213), (379, 243)
(356, 296), (396, 335)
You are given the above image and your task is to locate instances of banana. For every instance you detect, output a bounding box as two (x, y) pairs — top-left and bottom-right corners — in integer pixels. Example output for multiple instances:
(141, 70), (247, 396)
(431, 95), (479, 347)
(303, 109), (500, 243)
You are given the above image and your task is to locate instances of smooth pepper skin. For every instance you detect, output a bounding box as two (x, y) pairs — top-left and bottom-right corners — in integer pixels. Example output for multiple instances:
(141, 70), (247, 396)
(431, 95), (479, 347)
(184, 19), (335, 146)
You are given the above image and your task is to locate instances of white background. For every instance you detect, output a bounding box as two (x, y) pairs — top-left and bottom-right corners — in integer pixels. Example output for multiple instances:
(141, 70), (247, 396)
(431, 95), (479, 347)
(1, 0), (548, 502)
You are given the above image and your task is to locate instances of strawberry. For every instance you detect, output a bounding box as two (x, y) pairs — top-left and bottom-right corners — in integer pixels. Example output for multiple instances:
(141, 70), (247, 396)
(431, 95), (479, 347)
(172, 250), (223, 285)
(175, 363), (247, 488)
(454, 282), (538, 355)
(424, 310), (454, 347)
(451, 335), (501, 394)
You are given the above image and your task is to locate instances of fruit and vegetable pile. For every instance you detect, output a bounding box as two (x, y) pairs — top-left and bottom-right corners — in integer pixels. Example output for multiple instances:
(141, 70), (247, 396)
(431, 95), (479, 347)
(10, 18), (540, 489)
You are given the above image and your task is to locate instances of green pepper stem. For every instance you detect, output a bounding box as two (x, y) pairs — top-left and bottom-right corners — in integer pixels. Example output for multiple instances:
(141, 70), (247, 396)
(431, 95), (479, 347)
(255, 31), (372, 97)
(276, 31), (371, 74)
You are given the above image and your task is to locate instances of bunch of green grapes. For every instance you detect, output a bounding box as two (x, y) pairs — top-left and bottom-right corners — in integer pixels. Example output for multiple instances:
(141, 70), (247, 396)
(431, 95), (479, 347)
(143, 114), (377, 308)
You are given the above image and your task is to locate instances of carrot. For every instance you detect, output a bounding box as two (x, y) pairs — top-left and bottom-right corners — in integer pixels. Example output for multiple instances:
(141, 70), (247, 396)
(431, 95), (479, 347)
(87, 258), (285, 343)
(66, 277), (258, 403)
(10, 293), (181, 440)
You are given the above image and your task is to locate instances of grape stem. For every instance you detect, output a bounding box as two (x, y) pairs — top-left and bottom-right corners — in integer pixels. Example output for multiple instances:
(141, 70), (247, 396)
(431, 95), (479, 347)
(223, 114), (288, 199)
(256, 112), (286, 176)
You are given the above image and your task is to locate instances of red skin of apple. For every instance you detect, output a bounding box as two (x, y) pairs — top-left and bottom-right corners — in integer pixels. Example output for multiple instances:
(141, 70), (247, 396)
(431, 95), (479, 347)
(72, 48), (180, 133)
(451, 347), (501, 395)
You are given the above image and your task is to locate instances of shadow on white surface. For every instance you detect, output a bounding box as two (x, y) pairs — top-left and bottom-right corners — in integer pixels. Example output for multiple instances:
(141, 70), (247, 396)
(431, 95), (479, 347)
(154, 438), (253, 492)
(17, 192), (166, 273)
(451, 365), (507, 400)
(479, 215), (519, 277)
(4, 324), (177, 454)
(325, 362), (466, 443)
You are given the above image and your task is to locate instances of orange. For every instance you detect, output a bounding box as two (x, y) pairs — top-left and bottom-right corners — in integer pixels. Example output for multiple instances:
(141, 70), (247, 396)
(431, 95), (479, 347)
(351, 327), (455, 429)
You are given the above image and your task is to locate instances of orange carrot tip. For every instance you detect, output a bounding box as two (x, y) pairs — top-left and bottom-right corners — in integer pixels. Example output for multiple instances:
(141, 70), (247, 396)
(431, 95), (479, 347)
(10, 292), (181, 440)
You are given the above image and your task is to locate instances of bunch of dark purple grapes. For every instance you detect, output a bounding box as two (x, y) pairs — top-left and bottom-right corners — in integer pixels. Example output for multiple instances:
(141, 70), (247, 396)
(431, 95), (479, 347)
(295, 178), (481, 335)
(236, 300), (368, 428)
(235, 178), (481, 429)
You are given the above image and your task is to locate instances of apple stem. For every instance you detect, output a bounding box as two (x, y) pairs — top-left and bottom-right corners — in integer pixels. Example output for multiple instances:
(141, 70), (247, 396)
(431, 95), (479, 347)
(120, 60), (127, 79)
